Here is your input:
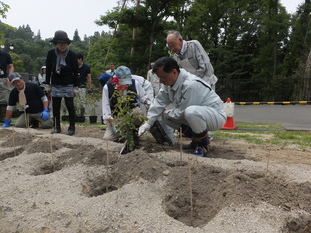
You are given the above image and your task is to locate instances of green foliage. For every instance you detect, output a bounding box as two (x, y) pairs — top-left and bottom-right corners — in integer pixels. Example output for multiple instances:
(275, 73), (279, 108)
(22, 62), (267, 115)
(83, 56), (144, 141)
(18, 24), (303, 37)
(111, 89), (147, 151)
(9, 52), (24, 72)
(0, 1), (9, 19)
(86, 88), (101, 116)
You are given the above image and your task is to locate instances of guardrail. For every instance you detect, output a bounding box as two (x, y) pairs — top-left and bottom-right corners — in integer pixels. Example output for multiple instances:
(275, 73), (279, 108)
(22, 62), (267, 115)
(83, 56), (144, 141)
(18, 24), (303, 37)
(234, 101), (311, 105)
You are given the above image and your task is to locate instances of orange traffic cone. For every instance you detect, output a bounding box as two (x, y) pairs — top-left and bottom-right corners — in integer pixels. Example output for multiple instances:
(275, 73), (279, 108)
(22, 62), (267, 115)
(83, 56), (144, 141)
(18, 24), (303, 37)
(222, 98), (237, 130)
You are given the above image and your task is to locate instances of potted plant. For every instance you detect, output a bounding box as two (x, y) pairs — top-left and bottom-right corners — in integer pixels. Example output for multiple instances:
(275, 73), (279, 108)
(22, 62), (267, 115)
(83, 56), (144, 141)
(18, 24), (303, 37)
(86, 88), (101, 124)
(74, 93), (86, 123)
(61, 93), (86, 122)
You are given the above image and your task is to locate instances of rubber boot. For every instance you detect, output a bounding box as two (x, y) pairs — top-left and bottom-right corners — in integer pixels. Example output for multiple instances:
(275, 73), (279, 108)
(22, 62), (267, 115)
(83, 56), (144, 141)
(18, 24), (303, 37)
(0, 104), (6, 123)
(51, 117), (61, 134)
(181, 124), (195, 150)
(192, 130), (209, 157)
(67, 125), (75, 136)
(67, 107), (75, 136)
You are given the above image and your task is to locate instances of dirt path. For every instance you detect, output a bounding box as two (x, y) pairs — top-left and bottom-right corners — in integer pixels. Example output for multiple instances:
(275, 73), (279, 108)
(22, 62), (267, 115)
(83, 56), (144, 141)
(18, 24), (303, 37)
(0, 126), (310, 232)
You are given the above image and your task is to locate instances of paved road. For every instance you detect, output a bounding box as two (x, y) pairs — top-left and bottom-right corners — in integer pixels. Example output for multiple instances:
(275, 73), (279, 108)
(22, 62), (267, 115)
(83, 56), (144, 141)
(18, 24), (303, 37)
(233, 105), (311, 131)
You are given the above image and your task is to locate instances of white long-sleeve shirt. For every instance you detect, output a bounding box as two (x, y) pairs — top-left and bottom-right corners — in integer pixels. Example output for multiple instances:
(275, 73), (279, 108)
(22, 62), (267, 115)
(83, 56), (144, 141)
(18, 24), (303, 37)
(131, 74), (154, 101)
(102, 80), (148, 122)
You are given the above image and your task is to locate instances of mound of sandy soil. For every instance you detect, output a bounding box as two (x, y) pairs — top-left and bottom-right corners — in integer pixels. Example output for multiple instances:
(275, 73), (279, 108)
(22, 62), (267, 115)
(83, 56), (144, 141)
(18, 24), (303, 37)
(0, 124), (310, 233)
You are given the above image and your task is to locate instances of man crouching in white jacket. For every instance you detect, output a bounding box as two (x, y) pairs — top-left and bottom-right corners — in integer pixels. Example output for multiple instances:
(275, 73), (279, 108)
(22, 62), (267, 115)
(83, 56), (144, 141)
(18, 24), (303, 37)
(138, 57), (226, 157)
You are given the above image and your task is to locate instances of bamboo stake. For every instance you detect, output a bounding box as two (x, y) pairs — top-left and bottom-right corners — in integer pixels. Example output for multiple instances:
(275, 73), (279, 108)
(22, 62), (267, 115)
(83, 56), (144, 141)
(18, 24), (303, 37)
(187, 154), (193, 224)
(106, 140), (109, 193)
(24, 110), (30, 134)
(266, 149), (270, 175)
(50, 117), (56, 172)
(12, 127), (16, 157)
(179, 127), (183, 161)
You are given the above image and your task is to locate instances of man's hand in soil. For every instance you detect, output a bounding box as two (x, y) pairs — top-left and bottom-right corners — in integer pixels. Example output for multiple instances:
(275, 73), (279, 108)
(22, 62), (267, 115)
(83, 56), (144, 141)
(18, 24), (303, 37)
(138, 122), (151, 136)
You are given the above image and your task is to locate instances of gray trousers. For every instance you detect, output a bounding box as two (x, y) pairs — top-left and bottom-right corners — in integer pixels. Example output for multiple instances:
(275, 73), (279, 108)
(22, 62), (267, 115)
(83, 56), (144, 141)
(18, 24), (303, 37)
(162, 105), (226, 134)
(0, 79), (11, 104)
(15, 112), (53, 129)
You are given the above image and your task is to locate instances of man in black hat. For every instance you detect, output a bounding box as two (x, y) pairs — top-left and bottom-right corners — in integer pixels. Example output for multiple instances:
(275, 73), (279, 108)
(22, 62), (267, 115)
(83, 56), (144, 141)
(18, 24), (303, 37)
(45, 30), (79, 135)
(2, 72), (53, 129)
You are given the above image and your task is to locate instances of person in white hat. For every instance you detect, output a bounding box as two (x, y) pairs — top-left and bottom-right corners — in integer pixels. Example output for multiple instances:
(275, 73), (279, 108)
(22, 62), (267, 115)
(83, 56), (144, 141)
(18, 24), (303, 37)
(2, 72), (53, 129)
(38, 66), (46, 86)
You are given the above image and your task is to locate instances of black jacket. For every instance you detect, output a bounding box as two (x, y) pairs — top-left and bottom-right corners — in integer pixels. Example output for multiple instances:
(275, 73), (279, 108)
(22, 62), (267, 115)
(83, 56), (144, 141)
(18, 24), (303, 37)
(45, 49), (79, 87)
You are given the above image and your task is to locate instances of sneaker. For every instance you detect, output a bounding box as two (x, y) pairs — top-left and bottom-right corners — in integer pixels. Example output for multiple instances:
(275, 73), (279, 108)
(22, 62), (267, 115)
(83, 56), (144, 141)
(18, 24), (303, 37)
(191, 147), (208, 157)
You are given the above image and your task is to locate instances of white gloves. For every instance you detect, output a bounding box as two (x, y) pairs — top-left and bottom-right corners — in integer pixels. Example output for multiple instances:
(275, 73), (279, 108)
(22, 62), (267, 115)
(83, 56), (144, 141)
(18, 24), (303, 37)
(138, 122), (151, 136)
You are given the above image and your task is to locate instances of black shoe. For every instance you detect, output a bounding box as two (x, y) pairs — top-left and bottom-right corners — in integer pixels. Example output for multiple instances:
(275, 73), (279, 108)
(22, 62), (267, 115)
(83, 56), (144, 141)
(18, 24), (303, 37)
(29, 119), (39, 128)
(67, 126), (75, 136)
(51, 127), (61, 134)
(183, 143), (196, 150)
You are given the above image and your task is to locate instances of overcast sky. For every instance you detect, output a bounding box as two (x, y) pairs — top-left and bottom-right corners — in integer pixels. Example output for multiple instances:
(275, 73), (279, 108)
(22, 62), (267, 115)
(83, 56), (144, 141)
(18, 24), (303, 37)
(2, 0), (304, 40)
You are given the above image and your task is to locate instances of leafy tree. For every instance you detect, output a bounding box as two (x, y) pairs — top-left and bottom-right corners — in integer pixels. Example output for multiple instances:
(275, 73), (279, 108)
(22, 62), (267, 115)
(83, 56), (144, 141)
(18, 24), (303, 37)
(9, 52), (24, 72)
(95, 0), (183, 75)
(73, 29), (81, 43)
(285, 0), (311, 100)
(0, 1), (11, 38)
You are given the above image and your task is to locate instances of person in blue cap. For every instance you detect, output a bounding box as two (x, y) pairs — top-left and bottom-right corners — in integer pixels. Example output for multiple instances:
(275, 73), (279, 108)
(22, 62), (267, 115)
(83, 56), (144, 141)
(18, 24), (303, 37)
(101, 66), (150, 153)
(98, 72), (112, 90)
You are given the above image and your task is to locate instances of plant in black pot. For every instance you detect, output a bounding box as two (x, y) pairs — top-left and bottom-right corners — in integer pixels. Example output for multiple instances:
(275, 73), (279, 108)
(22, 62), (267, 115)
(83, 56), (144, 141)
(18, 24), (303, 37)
(74, 93), (86, 123)
(86, 88), (101, 124)
(61, 100), (69, 121)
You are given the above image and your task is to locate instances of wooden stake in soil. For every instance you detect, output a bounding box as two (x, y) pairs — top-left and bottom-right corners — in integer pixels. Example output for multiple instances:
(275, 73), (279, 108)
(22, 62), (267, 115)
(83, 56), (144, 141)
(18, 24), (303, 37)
(50, 118), (56, 172)
(187, 154), (193, 224)
(24, 111), (30, 134)
(50, 139), (55, 172)
(266, 149), (270, 175)
(106, 140), (109, 193)
(12, 128), (16, 157)
(179, 127), (183, 161)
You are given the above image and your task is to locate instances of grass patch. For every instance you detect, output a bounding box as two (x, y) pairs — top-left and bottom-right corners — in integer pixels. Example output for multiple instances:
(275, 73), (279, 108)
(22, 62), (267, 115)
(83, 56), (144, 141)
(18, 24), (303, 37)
(214, 122), (311, 150)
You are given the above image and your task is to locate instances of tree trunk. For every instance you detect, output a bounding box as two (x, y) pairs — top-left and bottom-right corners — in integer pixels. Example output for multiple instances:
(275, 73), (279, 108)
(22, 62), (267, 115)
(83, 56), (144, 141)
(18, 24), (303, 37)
(130, 0), (140, 57)
(303, 50), (311, 100)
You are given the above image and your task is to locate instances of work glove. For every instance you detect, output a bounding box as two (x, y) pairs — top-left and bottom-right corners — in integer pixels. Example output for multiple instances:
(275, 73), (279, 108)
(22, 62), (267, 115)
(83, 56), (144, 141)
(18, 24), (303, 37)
(2, 119), (11, 128)
(45, 85), (51, 92)
(145, 99), (151, 109)
(40, 107), (50, 120)
(138, 122), (151, 136)
(74, 87), (79, 97)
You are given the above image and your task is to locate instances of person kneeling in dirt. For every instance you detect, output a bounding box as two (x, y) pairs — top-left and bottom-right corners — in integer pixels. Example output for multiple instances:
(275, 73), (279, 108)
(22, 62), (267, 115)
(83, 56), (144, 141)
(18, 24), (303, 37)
(102, 66), (149, 154)
(2, 72), (53, 129)
(138, 57), (227, 157)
